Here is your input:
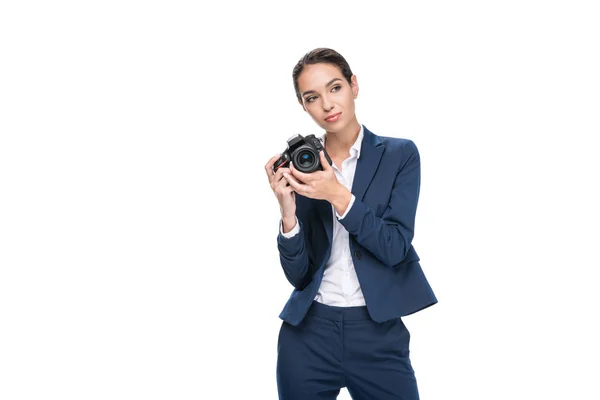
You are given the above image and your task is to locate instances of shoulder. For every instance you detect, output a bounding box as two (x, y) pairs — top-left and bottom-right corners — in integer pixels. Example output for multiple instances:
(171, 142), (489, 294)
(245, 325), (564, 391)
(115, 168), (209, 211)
(369, 130), (419, 161)
(379, 135), (417, 151)
(362, 127), (421, 174)
(364, 125), (417, 151)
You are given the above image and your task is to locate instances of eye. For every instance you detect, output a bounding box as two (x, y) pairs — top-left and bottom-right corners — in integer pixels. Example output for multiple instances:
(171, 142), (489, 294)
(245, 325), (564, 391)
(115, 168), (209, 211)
(305, 85), (340, 103)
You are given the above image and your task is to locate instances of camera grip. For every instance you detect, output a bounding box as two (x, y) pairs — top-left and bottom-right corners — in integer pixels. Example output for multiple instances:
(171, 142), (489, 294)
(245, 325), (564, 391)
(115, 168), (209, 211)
(273, 152), (290, 172)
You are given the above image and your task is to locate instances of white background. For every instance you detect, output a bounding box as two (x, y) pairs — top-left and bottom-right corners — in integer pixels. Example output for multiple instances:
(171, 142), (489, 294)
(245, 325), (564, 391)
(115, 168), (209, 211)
(1, 1), (599, 399)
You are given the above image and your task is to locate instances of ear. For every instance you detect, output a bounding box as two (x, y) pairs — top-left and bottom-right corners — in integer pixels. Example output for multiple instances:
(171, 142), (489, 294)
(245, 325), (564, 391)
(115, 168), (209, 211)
(351, 74), (359, 99)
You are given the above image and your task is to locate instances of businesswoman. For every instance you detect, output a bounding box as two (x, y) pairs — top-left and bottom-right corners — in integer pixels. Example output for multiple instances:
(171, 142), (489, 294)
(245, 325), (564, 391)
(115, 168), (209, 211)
(264, 48), (437, 400)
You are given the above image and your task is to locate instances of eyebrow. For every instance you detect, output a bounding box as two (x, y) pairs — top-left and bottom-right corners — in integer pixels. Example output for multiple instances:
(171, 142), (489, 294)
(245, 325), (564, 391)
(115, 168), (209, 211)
(301, 78), (342, 97)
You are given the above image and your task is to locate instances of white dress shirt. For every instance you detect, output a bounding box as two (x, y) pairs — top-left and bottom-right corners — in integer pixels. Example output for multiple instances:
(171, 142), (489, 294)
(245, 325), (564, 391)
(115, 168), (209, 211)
(280, 124), (366, 307)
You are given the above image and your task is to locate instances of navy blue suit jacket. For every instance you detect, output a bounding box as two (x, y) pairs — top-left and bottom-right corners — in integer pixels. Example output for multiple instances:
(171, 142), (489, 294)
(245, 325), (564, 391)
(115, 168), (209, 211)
(277, 125), (438, 326)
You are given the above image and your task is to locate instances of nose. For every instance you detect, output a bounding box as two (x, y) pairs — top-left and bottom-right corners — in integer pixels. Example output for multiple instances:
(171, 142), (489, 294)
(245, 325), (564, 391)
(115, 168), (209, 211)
(322, 98), (334, 112)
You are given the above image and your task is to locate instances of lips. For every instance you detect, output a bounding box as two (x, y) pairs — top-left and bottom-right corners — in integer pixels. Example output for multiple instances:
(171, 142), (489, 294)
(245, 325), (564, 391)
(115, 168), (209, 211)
(325, 112), (341, 122)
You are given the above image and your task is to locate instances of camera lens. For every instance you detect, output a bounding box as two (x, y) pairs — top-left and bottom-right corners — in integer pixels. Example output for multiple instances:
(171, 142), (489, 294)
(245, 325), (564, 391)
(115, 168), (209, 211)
(293, 148), (318, 172)
(300, 152), (313, 165)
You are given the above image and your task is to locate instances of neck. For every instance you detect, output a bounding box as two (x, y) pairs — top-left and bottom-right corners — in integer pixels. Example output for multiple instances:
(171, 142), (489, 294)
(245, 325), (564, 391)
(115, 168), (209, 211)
(324, 118), (361, 158)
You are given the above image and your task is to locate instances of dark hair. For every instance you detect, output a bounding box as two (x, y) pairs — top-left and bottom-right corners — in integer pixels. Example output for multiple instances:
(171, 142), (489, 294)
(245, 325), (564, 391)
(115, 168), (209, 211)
(292, 48), (354, 102)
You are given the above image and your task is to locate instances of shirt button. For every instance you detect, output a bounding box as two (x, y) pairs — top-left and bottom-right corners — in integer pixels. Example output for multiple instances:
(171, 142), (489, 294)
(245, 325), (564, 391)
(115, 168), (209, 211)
(353, 250), (361, 260)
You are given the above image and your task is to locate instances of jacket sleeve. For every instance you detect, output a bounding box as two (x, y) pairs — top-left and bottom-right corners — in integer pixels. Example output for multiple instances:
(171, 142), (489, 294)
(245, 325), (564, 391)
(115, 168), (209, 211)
(338, 139), (421, 268)
(277, 219), (313, 290)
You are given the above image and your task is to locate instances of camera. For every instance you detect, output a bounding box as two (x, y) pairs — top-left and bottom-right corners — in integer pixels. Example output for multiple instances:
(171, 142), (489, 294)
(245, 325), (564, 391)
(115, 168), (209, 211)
(273, 134), (333, 173)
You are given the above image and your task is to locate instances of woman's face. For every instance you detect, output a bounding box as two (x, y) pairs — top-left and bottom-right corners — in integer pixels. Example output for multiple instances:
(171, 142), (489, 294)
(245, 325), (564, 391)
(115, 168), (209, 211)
(297, 63), (359, 132)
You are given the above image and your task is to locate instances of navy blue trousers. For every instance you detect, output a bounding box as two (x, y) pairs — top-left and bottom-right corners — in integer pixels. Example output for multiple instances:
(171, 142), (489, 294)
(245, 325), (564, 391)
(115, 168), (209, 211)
(277, 301), (420, 400)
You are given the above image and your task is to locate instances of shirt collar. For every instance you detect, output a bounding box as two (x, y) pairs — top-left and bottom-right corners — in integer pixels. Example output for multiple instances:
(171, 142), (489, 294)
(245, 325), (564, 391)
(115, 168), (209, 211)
(352, 124), (364, 159)
(320, 123), (364, 159)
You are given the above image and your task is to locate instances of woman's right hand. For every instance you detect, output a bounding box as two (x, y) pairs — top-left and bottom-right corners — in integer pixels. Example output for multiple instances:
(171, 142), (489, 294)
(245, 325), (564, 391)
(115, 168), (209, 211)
(265, 155), (296, 221)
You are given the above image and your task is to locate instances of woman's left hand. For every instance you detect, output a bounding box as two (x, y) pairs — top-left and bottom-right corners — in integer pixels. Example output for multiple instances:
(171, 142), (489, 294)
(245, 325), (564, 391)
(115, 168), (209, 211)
(283, 151), (343, 202)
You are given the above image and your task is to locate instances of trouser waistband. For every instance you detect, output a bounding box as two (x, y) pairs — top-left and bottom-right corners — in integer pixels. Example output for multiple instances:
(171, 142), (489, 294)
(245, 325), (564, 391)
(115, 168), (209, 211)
(306, 300), (371, 321)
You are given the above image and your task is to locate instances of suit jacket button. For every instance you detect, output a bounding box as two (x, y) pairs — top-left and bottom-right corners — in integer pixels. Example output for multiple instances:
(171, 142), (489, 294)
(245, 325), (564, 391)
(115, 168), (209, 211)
(353, 251), (361, 260)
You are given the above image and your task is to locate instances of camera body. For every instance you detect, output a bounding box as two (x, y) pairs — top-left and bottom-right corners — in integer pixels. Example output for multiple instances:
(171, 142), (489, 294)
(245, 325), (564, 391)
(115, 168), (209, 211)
(273, 134), (333, 173)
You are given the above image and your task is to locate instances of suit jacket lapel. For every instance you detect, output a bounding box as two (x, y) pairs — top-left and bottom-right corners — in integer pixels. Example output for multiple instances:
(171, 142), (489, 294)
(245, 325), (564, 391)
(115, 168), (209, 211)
(352, 126), (384, 201)
(313, 126), (383, 247)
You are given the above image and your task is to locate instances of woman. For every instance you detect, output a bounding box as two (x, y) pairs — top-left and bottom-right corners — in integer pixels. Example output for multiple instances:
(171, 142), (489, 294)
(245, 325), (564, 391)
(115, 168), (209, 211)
(264, 48), (438, 400)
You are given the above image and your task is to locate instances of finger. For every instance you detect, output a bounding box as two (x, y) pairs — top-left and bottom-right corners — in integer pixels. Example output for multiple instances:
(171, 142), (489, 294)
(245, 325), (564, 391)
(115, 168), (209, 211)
(264, 154), (282, 180)
(270, 167), (291, 188)
(270, 165), (290, 187)
(284, 172), (306, 194)
(290, 162), (312, 182)
(275, 187), (295, 198)
(275, 167), (290, 178)
(319, 151), (331, 170)
(275, 170), (296, 190)
(275, 175), (294, 191)
(265, 154), (280, 170)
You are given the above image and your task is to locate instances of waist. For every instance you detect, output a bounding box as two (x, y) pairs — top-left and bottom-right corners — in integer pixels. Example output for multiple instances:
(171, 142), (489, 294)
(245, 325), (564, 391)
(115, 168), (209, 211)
(307, 300), (371, 321)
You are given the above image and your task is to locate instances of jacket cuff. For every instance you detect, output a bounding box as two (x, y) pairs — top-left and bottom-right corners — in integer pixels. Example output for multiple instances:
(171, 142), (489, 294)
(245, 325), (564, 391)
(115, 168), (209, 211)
(335, 194), (356, 220)
(279, 216), (300, 238)
(336, 197), (369, 235)
(277, 218), (304, 255)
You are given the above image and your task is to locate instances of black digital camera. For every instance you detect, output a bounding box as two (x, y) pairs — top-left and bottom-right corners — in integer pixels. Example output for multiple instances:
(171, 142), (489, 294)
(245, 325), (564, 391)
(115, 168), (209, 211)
(273, 134), (333, 173)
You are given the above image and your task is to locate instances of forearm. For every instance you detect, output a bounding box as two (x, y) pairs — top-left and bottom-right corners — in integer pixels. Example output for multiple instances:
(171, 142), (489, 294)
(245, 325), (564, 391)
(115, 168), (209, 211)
(340, 199), (414, 267)
(281, 216), (297, 234)
(339, 141), (420, 267)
